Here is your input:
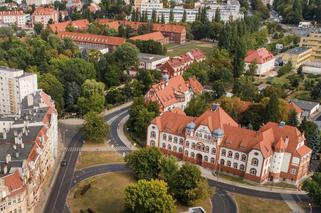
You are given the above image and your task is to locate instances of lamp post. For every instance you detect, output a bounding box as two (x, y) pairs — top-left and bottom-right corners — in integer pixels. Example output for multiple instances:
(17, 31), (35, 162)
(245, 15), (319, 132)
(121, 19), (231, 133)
(308, 203), (312, 213)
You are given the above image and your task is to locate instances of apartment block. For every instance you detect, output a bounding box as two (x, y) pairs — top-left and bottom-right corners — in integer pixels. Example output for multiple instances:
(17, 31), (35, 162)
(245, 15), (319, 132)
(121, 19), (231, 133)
(282, 47), (313, 69)
(0, 10), (27, 28)
(0, 67), (37, 115)
(300, 32), (321, 61)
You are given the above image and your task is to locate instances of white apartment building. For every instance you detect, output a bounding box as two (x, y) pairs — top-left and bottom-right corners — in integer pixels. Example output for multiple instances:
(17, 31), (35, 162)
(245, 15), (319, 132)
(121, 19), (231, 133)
(32, 7), (58, 26)
(0, 67), (37, 115)
(140, 0), (243, 23)
(0, 11), (27, 28)
(0, 90), (58, 213)
(26, 0), (55, 6)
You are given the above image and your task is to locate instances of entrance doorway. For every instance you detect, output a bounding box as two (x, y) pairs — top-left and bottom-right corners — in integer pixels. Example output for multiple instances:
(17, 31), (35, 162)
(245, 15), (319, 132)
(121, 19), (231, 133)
(196, 154), (202, 165)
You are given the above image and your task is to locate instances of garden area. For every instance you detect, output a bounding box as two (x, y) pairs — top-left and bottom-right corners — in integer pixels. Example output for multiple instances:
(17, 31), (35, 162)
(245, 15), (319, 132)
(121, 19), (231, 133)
(166, 40), (214, 57)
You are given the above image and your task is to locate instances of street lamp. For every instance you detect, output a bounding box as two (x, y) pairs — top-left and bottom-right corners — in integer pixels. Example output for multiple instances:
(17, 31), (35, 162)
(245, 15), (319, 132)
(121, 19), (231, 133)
(308, 203), (312, 213)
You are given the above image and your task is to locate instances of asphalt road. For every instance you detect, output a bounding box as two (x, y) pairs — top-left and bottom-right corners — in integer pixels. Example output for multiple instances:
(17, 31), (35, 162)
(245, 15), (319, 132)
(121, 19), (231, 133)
(44, 107), (130, 213)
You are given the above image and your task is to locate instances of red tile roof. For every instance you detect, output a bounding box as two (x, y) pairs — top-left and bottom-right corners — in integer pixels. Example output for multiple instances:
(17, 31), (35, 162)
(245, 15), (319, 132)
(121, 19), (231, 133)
(187, 77), (203, 94)
(0, 10), (24, 16)
(130, 31), (165, 42)
(187, 48), (206, 61)
(49, 19), (89, 33)
(288, 101), (303, 114)
(4, 170), (25, 197)
(58, 31), (125, 46)
(33, 7), (57, 16)
(244, 48), (274, 64)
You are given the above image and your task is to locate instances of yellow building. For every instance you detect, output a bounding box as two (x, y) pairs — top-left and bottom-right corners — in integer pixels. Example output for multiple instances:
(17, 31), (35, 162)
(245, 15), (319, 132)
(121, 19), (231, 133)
(300, 32), (321, 61)
(282, 47), (313, 69)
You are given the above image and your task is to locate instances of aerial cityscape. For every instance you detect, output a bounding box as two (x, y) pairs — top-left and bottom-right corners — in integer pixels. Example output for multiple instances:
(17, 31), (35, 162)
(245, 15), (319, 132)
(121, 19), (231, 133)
(0, 0), (320, 212)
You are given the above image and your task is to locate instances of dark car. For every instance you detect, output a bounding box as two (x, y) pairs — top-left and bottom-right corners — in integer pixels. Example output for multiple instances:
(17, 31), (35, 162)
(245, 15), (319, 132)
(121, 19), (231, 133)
(61, 160), (67, 167)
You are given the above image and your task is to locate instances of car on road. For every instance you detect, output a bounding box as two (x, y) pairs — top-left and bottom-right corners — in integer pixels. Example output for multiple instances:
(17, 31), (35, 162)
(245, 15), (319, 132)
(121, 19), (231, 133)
(61, 160), (67, 167)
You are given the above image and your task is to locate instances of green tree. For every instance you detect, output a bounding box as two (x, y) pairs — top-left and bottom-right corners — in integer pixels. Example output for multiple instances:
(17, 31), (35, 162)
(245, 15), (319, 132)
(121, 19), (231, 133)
(232, 77), (257, 101)
(39, 73), (64, 112)
(152, 9), (157, 23)
(124, 179), (175, 213)
(287, 109), (298, 127)
(125, 147), (162, 180)
(172, 164), (210, 205)
(161, 13), (165, 24)
(182, 10), (187, 22)
(264, 93), (281, 122)
(214, 8), (221, 22)
(303, 172), (321, 205)
(83, 112), (109, 143)
(212, 81), (225, 99)
(300, 118), (321, 160)
(159, 156), (179, 188)
(33, 23), (43, 35)
(169, 9), (174, 22)
(114, 43), (139, 70)
(311, 80), (321, 100)
(184, 94), (211, 116)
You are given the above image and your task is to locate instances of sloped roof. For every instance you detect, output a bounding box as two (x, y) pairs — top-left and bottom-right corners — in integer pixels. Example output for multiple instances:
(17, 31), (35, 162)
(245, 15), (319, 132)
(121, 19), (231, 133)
(49, 19), (89, 33)
(4, 170), (25, 197)
(187, 77), (203, 94)
(130, 31), (165, 42)
(244, 48), (274, 64)
(33, 7), (57, 16)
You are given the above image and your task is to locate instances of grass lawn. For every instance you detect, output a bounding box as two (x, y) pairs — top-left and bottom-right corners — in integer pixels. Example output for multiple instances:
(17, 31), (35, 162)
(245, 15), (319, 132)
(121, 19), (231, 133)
(231, 192), (291, 213)
(68, 172), (213, 213)
(76, 143), (124, 169)
(166, 40), (214, 57)
(68, 172), (135, 213)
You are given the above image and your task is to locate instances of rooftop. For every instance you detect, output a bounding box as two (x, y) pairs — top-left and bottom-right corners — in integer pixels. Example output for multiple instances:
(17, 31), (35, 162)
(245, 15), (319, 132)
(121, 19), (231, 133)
(287, 47), (311, 55)
(291, 99), (320, 111)
(244, 48), (274, 64)
(130, 31), (165, 42)
(138, 53), (169, 63)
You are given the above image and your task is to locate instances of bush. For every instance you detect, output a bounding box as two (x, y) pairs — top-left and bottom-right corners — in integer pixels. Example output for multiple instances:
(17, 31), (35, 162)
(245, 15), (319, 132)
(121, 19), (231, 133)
(80, 183), (91, 196)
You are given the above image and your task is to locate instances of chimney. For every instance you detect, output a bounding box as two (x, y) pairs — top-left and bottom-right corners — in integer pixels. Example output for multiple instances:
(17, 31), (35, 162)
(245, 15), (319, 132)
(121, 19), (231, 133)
(15, 152), (19, 159)
(2, 131), (6, 140)
(3, 165), (7, 174)
(13, 145), (16, 150)
(284, 136), (289, 147)
(279, 121), (286, 128)
(211, 103), (220, 111)
(21, 142), (24, 149)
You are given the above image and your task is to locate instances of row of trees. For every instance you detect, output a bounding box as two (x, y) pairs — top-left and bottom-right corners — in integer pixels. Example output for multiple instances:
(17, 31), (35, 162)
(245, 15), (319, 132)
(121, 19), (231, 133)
(124, 148), (210, 212)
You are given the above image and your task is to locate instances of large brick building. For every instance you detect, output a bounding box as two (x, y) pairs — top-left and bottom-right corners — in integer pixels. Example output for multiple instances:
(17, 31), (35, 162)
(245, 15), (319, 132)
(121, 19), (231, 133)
(146, 105), (312, 185)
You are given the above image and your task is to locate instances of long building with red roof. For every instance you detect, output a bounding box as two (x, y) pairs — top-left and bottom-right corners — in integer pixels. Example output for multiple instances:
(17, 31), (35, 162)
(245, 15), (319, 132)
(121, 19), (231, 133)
(49, 19), (89, 33)
(129, 31), (168, 45)
(244, 48), (275, 76)
(145, 75), (203, 113)
(58, 31), (126, 52)
(147, 104), (312, 185)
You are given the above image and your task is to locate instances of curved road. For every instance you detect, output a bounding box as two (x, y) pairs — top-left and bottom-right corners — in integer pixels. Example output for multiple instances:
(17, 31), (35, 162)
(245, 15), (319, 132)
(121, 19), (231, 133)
(45, 106), (318, 213)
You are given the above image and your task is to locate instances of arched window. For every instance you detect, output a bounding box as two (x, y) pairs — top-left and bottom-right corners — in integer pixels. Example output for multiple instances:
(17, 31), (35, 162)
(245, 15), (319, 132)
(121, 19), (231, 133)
(162, 143), (166, 148)
(150, 131), (156, 138)
(162, 134), (167, 140)
(179, 147), (183, 153)
(221, 149), (226, 156)
(167, 144), (172, 150)
(150, 140), (155, 147)
(185, 141), (189, 147)
(227, 161), (231, 167)
(234, 153), (239, 160)
(205, 146), (209, 153)
(233, 162), (238, 169)
(250, 168), (257, 175)
(210, 158), (215, 163)
(185, 150), (189, 156)
(220, 159), (225, 165)
(168, 135), (172, 142)
(199, 133), (202, 138)
(192, 142), (195, 149)
(173, 146), (177, 152)
(228, 151), (233, 158)
(179, 138), (184, 145)
(191, 152), (195, 158)
(240, 164), (245, 171)
(241, 154), (247, 162)
(204, 156), (208, 162)
(174, 137), (178, 143)
(211, 148), (216, 154)
(251, 158), (259, 166)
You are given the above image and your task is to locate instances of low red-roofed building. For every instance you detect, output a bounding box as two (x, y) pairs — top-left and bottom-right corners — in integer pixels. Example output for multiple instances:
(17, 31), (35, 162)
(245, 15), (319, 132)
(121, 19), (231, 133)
(130, 31), (168, 45)
(32, 7), (58, 26)
(97, 19), (186, 44)
(244, 48), (275, 76)
(146, 104), (312, 185)
(160, 49), (206, 77)
(58, 31), (126, 52)
(145, 75), (203, 113)
(49, 19), (89, 33)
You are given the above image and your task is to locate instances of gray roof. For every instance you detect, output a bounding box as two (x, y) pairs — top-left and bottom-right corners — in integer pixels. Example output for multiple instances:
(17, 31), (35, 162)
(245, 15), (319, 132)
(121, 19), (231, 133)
(138, 53), (169, 63)
(0, 66), (22, 72)
(292, 99), (320, 111)
(287, 47), (311, 55)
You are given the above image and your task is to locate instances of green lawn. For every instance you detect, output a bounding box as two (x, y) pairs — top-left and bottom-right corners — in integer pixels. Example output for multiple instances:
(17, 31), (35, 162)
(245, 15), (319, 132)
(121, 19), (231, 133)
(68, 172), (212, 213)
(166, 40), (215, 57)
(231, 192), (291, 213)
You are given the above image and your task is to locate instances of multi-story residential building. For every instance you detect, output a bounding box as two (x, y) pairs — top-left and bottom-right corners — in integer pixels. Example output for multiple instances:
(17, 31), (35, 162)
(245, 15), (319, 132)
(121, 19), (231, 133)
(0, 89), (58, 213)
(130, 31), (168, 45)
(97, 19), (186, 44)
(0, 67), (38, 115)
(26, 0), (54, 6)
(66, 0), (83, 11)
(300, 32), (321, 61)
(0, 11), (27, 28)
(49, 19), (89, 33)
(146, 105), (312, 185)
(244, 48), (275, 76)
(141, 0), (243, 23)
(32, 7), (58, 26)
(138, 53), (169, 70)
(160, 49), (206, 77)
(145, 75), (203, 112)
(282, 47), (313, 69)
(58, 31), (126, 52)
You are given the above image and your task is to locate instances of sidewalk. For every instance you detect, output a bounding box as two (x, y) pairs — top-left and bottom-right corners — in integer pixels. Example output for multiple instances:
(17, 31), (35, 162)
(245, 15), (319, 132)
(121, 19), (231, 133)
(198, 165), (307, 195)
(117, 114), (137, 151)
(101, 101), (133, 117)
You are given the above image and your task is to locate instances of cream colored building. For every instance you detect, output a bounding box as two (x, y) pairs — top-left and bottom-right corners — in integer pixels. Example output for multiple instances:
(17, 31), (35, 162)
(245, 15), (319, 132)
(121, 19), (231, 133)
(282, 47), (313, 69)
(300, 32), (321, 61)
